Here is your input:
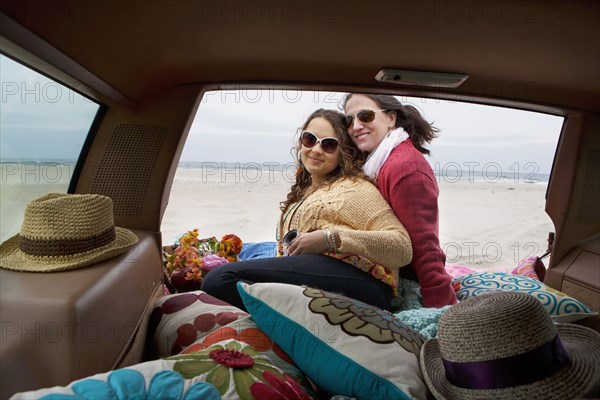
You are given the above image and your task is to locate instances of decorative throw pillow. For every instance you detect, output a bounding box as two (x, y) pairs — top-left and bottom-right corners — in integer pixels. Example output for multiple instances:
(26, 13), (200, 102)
(11, 359), (221, 400)
(394, 306), (451, 339)
(237, 282), (429, 400)
(147, 291), (248, 357)
(452, 272), (597, 322)
(11, 340), (315, 400)
(179, 314), (296, 369)
(510, 255), (546, 281)
(169, 338), (314, 399)
(444, 264), (477, 279)
(148, 290), (315, 399)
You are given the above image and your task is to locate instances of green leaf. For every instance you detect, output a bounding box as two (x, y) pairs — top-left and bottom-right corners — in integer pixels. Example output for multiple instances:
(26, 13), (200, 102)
(207, 365), (231, 395)
(242, 346), (258, 357)
(167, 352), (209, 361)
(225, 341), (242, 351)
(233, 370), (257, 400)
(173, 360), (215, 379)
(246, 367), (267, 383)
(167, 344), (224, 361)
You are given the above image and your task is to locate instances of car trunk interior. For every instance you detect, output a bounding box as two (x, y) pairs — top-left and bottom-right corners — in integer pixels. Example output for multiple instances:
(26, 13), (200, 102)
(0, 1), (598, 396)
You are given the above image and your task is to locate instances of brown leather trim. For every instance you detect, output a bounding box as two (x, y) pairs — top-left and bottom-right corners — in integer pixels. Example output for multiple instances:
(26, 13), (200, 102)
(19, 228), (116, 256)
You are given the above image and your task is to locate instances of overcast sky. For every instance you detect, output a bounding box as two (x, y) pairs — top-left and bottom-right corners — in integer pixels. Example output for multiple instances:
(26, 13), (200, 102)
(187, 90), (563, 176)
(1, 55), (563, 175)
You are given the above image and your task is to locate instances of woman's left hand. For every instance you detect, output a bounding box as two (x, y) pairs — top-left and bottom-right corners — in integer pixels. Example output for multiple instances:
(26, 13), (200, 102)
(286, 230), (327, 256)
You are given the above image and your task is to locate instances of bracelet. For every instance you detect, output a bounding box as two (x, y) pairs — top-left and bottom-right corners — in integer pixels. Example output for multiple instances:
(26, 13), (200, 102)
(323, 229), (331, 252)
(329, 228), (337, 253)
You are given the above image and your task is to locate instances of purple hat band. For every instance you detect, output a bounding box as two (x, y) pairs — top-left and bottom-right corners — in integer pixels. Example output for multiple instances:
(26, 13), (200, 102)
(442, 334), (570, 390)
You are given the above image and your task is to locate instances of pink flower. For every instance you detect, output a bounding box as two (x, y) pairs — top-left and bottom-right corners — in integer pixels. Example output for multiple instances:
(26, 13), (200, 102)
(175, 245), (198, 260)
(209, 349), (254, 369)
(202, 253), (230, 271)
(251, 371), (313, 400)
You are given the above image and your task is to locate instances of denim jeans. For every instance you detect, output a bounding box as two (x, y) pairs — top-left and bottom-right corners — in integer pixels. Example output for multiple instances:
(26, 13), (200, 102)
(201, 254), (394, 312)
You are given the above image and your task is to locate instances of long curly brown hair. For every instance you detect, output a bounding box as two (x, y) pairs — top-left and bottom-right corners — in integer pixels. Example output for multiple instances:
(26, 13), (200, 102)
(280, 109), (366, 212)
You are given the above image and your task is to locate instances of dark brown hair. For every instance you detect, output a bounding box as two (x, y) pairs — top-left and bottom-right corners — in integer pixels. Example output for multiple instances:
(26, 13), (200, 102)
(280, 109), (365, 212)
(342, 93), (439, 155)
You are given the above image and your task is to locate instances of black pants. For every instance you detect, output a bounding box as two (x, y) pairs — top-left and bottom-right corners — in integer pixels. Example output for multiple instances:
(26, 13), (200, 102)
(201, 254), (393, 312)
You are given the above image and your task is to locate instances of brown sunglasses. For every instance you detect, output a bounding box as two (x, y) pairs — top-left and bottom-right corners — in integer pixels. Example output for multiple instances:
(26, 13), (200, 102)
(343, 109), (387, 129)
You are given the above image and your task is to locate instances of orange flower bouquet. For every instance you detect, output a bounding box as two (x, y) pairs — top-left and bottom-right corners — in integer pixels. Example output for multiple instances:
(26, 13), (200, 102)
(163, 229), (243, 293)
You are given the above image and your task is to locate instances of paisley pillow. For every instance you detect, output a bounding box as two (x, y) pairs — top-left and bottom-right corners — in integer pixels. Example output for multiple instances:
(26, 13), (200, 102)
(237, 282), (429, 400)
(452, 272), (596, 322)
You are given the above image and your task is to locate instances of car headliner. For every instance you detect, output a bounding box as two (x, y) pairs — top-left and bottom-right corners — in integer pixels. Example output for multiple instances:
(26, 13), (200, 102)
(1, 0), (598, 113)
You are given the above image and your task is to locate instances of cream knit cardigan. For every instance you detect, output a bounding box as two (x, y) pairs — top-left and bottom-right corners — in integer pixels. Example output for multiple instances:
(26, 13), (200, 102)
(280, 177), (413, 280)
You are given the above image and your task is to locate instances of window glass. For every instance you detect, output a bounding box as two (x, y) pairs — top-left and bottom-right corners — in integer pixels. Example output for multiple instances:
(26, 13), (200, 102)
(0, 55), (100, 242)
(163, 89), (563, 271)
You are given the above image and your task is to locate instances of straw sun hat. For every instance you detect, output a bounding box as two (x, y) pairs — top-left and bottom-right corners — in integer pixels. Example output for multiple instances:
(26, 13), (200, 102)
(420, 291), (600, 400)
(0, 193), (138, 272)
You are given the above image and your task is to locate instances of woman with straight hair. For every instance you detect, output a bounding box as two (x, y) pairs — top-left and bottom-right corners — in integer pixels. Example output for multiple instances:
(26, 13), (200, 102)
(343, 94), (457, 308)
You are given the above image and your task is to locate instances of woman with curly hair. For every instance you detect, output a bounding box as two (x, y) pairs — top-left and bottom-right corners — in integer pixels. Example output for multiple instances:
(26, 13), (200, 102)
(202, 109), (412, 311)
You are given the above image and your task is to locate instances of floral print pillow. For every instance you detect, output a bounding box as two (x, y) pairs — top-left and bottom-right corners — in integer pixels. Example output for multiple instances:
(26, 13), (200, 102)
(173, 313), (311, 399)
(238, 282), (430, 400)
(149, 290), (314, 399)
(12, 348), (314, 400)
(170, 339), (312, 399)
(147, 291), (249, 357)
(11, 360), (220, 400)
(13, 290), (315, 400)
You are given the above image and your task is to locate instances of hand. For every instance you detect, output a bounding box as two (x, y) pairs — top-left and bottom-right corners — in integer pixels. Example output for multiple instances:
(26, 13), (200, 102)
(286, 230), (327, 256)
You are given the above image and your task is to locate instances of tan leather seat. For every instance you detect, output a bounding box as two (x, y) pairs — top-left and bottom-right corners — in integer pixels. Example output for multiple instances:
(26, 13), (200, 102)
(0, 229), (164, 398)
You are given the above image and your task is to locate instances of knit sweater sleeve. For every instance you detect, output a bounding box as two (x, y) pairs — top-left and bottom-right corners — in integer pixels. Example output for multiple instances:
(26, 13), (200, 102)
(332, 180), (413, 272)
(379, 149), (457, 308)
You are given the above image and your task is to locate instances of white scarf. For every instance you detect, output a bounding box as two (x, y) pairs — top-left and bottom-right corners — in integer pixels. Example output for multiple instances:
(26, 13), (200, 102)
(362, 127), (409, 180)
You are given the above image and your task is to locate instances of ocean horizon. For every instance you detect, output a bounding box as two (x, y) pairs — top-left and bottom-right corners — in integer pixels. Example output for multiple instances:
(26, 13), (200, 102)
(177, 161), (551, 184)
(1, 159), (551, 185)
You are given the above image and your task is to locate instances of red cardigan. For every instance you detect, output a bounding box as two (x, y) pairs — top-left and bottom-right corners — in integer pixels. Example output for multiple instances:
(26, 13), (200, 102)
(377, 140), (457, 307)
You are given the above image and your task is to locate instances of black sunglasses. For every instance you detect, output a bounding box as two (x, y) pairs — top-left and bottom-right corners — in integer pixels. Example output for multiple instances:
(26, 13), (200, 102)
(301, 130), (339, 154)
(343, 109), (387, 129)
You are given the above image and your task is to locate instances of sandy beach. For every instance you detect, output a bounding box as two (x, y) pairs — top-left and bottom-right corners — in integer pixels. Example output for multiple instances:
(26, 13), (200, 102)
(1, 163), (554, 273)
(0, 163), (72, 243)
(162, 166), (555, 272)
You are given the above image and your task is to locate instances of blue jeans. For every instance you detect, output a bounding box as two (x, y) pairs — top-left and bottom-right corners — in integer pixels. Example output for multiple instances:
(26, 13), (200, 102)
(238, 241), (277, 260)
(201, 254), (394, 312)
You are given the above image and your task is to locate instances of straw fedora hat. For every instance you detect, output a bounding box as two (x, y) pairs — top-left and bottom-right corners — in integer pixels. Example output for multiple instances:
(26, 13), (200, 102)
(420, 291), (600, 400)
(0, 193), (138, 272)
